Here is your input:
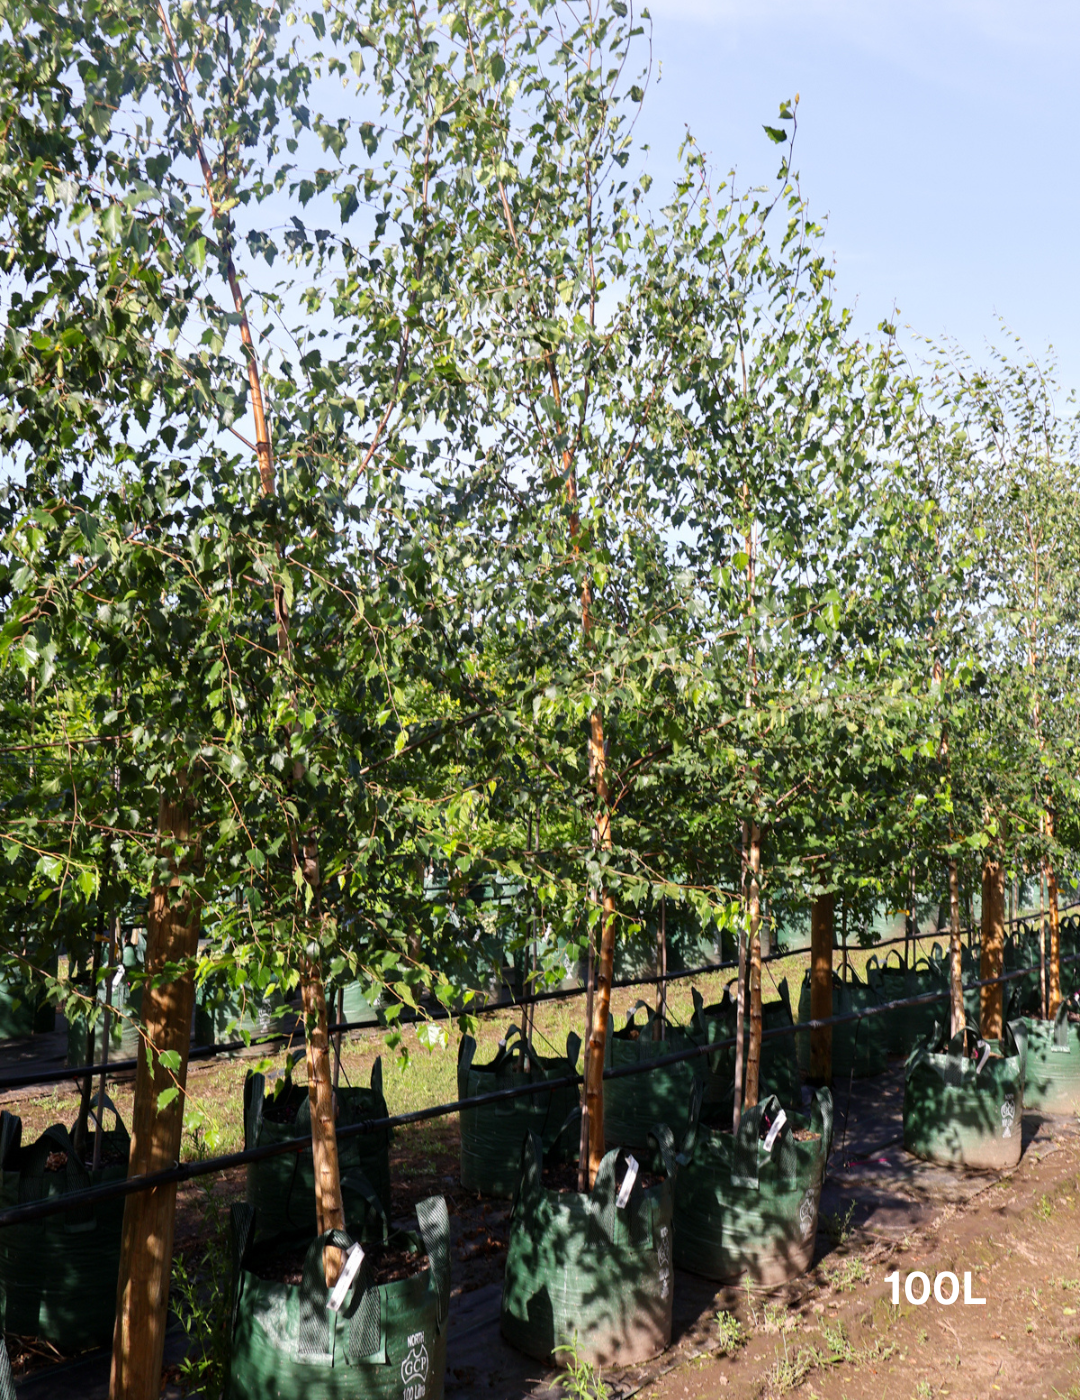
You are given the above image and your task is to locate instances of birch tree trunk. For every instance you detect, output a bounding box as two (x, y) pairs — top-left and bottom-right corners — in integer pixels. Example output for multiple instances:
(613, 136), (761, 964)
(743, 821), (763, 1109)
(980, 856), (1006, 1041)
(809, 890), (834, 1084)
(948, 856), (964, 1037)
(110, 793), (201, 1400)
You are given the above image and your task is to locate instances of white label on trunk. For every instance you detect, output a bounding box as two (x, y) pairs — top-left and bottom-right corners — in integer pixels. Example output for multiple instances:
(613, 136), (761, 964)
(974, 1041), (991, 1075)
(112, 966), (125, 989)
(327, 1243), (364, 1313)
(616, 1154), (640, 1208)
(763, 1109), (787, 1151)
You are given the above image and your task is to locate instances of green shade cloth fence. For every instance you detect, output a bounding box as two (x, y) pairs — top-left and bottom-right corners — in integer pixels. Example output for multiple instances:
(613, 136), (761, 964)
(501, 1117), (676, 1368)
(458, 1026), (580, 1198)
(796, 969), (888, 1080)
(1021, 1003), (1080, 1116)
(244, 1060), (391, 1241)
(226, 1196), (450, 1400)
(903, 1020), (1027, 1171)
(673, 1083), (833, 1285)
(0, 1100), (129, 1346)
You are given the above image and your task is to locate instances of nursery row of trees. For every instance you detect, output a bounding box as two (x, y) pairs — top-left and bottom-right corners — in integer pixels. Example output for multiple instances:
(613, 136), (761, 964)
(2, 0), (1080, 1393)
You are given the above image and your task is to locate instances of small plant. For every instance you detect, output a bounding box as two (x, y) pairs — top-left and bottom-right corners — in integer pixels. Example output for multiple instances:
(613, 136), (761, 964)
(820, 1318), (856, 1363)
(1038, 1194), (1054, 1221)
(823, 1256), (868, 1292)
(554, 1336), (610, 1400)
(821, 1202), (856, 1245)
(715, 1310), (747, 1354)
(914, 1381), (933, 1399)
(170, 1178), (231, 1399)
(763, 1301), (797, 1334)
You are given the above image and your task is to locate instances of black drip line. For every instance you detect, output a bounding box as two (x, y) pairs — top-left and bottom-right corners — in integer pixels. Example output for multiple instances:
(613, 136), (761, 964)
(0, 949), (1075, 1233)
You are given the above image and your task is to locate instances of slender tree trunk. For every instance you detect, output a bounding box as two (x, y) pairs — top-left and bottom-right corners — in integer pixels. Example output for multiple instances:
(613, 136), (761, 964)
(840, 897), (849, 979)
(743, 822), (763, 1109)
(732, 923), (747, 1132)
(653, 896), (667, 1040)
(93, 917), (117, 1174)
(1047, 857), (1062, 1017)
(948, 856), (964, 1037)
(1039, 867), (1048, 1020)
(110, 793), (201, 1400)
(810, 890), (834, 1084)
(577, 906), (596, 1192)
(980, 856), (1006, 1041)
(73, 906), (104, 1160)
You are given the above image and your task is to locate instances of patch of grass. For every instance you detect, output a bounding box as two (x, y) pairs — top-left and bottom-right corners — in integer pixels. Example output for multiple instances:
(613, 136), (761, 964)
(1037, 1194), (1055, 1221)
(554, 1336), (610, 1400)
(822, 1256), (868, 1292)
(715, 1310), (746, 1354)
(763, 1301), (797, 1334)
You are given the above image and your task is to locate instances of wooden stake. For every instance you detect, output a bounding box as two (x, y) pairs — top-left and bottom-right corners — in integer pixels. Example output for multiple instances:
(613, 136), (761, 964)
(810, 890), (834, 1084)
(110, 794), (201, 1400)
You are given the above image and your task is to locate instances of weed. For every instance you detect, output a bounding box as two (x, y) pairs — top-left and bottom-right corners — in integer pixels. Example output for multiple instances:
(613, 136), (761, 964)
(715, 1310), (747, 1354)
(821, 1202), (856, 1246)
(914, 1382), (933, 1399)
(1038, 1194), (1054, 1221)
(554, 1337), (610, 1400)
(820, 1318), (856, 1363)
(763, 1301), (797, 1334)
(823, 1256), (868, 1292)
(170, 1179), (231, 1399)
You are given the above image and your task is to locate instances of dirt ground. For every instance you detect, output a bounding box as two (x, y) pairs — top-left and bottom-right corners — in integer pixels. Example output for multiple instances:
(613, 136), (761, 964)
(640, 1128), (1080, 1400)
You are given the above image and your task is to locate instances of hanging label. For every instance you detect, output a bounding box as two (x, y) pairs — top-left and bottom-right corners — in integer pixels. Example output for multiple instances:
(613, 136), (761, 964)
(327, 1243), (364, 1313)
(763, 1109), (787, 1151)
(616, 1155), (640, 1208)
(1051, 1045), (1072, 1053)
(973, 1041), (991, 1074)
(112, 967), (125, 990)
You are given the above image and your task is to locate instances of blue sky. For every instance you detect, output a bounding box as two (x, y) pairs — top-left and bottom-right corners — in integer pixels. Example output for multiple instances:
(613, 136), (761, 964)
(635, 0), (1080, 390)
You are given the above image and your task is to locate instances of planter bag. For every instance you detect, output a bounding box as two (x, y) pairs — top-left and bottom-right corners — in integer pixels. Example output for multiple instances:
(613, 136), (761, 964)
(0, 1336), (13, 1400)
(66, 941), (142, 1065)
(604, 1001), (700, 1154)
(0, 1100), (129, 1346)
(195, 976), (298, 1047)
(1021, 1004), (1080, 1115)
(796, 969), (888, 1080)
(458, 1025), (580, 1198)
(903, 1019), (1027, 1170)
(1004, 932), (1042, 1016)
(866, 947), (949, 1057)
(227, 1197), (450, 1400)
(245, 1061), (391, 1241)
(689, 986), (800, 1114)
(329, 981), (385, 1030)
(674, 1083), (833, 1285)
(501, 1119), (676, 1368)
(0, 955), (55, 1041)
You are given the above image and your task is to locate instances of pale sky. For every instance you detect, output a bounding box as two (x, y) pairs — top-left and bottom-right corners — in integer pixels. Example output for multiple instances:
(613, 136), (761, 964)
(636, 0), (1080, 389)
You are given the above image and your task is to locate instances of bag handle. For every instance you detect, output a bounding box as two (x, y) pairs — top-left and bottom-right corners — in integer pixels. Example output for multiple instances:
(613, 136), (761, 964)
(370, 1056), (383, 1100)
(229, 1201), (258, 1336)
(0, 1333), (15, 1400)
(809, 1084), (835, 1164)
(1054, 998), (1072, 1049)
(456, 1033), (478, 1091)
(510, 1129), (547, 1228)
(298, 1227), (360, 1362)
(731, 1097), (770, 1189)
(0, 1111), (21, 1171)
(415, 1195), (451, 1333)
(1005, 1017), (1027, 1075)
(646, 1121), (677, 1184)
(678, 1076), (705, 1165)
(565, 1031), (582, 1069)
(243, 1072), (266, 1151)
(885, 948), (907, 971)
(623, 1000), (654, 1030)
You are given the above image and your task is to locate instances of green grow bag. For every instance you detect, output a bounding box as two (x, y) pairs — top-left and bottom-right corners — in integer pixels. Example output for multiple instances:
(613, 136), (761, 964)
(796, 969), (888, 1080)
(604, 1001), (700, 1154)
(903, 1020), (1027, 1171)
(673, 1085), (833, 1285)
(501, 1122), (676, 1368)
(866, 947), (949, 1057)
(227, 1197), (450, 1400)
(66, 940), (143, 1065)
(195, 976), (298, 1047)
(0, 955), (55, 1040)
(329, 981), (384, 1029)
(0, 1335), (13, 1400)
(458, 1026), (581, 1198)
(1021, 1004), (1080, 1115)
(244, 1061), (391, 1241)
(688, 986), (800, 1113)
(0, 1101), (129, 1346)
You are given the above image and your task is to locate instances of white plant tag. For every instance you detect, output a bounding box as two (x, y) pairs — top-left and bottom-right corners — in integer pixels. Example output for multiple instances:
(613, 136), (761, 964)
(1052, 1045), (1071, 1053)
(763, 1109), (787, 1152)
(327, 1243), (364, 1313)
(616, 1155), (639, 1208)
(974, 1041), (991, 1074)
(112, 967), (125, 989)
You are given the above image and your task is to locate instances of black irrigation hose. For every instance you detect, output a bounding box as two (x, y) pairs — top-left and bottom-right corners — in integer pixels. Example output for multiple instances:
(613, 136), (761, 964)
(1, 950), (1076, 1233)
(6, 910), (1064, 1095)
